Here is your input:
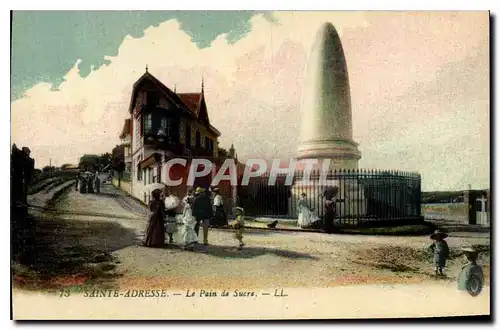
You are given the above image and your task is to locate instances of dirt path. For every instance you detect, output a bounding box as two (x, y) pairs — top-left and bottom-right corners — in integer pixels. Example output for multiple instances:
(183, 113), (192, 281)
(14, 182), (491, 293)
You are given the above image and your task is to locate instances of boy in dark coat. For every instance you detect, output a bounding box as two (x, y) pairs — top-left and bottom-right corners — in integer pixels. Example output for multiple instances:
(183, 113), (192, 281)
(428, 230), (450, 276)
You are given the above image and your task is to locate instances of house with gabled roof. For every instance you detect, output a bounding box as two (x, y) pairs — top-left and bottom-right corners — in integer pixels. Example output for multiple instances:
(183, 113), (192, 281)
(122, 67), (222, 203)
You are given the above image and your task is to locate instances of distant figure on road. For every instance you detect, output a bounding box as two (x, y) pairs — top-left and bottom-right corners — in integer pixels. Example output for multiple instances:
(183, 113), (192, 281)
(76, 173), (80, 191)
(211, 187), (227, 228)
(144, 189), (166, 248)
(297, 192), (320, 228)
(94, 175), (101, 194)
(192, 187), (212, 245)
(87, 175), (94, 193)
(80, 176), (87, 194)
(428, 230), (449, 276)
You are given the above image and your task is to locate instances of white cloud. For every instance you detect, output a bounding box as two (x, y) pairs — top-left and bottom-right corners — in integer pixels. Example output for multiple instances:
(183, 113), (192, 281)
(11, 11), (489, 191)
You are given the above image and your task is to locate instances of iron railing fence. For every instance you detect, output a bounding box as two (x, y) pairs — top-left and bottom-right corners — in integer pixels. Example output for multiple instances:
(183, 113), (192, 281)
(237, 169), (422, 227)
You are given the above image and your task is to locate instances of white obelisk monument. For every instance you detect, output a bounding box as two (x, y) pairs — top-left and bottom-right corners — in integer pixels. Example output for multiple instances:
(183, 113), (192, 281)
(296, 22), (361, 168)
(290, 22), (365, 219)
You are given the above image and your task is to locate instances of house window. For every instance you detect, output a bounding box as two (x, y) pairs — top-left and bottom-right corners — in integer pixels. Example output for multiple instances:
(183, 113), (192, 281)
(136, 157), (143, 181)
(196, 131), (201, 147)
(205, 137), (210, 150)
(144, 113), (152, 134)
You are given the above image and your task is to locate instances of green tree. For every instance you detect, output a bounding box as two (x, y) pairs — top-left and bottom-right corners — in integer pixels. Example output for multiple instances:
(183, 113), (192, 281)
(217, 147), (228, 158)
(79, 154), (100, 172)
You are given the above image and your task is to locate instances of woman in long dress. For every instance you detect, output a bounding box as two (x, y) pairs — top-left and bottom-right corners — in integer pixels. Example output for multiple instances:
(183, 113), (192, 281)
(144, 189), (166, 248)
(322, 187), (339, 233)
(182, 195), (198, 251)
(297, 193), (319, 228)
(211, 187), (227, 228)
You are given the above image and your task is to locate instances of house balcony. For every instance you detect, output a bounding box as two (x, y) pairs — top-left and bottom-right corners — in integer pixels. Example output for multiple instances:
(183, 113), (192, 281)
(121, 135), (131, 146)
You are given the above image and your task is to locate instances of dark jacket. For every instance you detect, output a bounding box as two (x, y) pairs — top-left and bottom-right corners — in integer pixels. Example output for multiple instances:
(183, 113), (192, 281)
(192, 193), (213, 221)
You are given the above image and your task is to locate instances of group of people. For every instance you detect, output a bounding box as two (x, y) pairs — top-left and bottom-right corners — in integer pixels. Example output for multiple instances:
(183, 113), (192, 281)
(427, 229), (485, 296)
(143, 186), (246, 250)
(76, 172), (100, 194)
(296, 187), (341, 233)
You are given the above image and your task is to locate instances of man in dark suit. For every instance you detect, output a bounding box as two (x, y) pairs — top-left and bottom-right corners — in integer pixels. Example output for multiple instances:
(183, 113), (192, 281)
(192, 187), (213, 245)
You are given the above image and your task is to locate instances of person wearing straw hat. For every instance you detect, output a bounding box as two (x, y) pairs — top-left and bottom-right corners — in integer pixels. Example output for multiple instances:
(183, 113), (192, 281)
(457, 247), (484, 296)
(427, 229), (450, 276)
(231, 207), (245, 250)
(192, 186), (213, 245)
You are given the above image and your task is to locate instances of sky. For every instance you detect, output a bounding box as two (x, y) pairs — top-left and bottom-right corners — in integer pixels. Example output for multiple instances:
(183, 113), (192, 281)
(10, 11), (489, 191)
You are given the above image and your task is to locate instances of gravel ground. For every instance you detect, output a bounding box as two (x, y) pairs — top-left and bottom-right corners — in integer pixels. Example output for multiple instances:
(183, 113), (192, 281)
(38, 182), (491, 291)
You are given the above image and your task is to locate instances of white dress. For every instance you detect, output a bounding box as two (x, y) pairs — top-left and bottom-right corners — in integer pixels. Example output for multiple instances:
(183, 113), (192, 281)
(297, 198), (319, 228)
(182, 203), (198, 245)
(164, 195), (180, 234)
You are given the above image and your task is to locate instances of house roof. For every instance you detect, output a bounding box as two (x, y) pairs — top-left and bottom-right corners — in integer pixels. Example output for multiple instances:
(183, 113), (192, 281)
(119, 119), (132, 139)
(127, 70), (220, 136)
(177, 93), (202, 115)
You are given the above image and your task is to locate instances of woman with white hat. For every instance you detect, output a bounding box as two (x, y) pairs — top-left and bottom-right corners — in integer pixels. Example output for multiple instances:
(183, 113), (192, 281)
(458, 247), (484, 296)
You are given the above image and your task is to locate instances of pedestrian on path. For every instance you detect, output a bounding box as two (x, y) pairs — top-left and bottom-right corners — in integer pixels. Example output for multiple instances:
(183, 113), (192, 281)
(143, 189), (166, 248)
(87, 175), (94, 193)
(427, 230), (450, 276)
(80, 176), (87, 194)
(163, 189), (179, 244)
(192, 187), (212, 245)
(323, 186), (339, 233)
(211, 187), (227, 228)
(181, 194), (197, 251)
(231, 207), (245, 250)
(297, 192), (320, 228)
(457, 247), (484, 296)
(75, 173), (80, 191)
(94, 175), (101, 194)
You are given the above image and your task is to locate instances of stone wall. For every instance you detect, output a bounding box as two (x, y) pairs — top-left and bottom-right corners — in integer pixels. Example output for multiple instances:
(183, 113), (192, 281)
(422, 203), (469, 224)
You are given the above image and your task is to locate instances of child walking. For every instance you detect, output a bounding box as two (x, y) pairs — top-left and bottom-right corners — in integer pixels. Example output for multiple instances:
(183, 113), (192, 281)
(428, 230), (450, 276)
(163, 190), (180, 244)
(181, 195), (198, 251)
(231, 207), (245, 250)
